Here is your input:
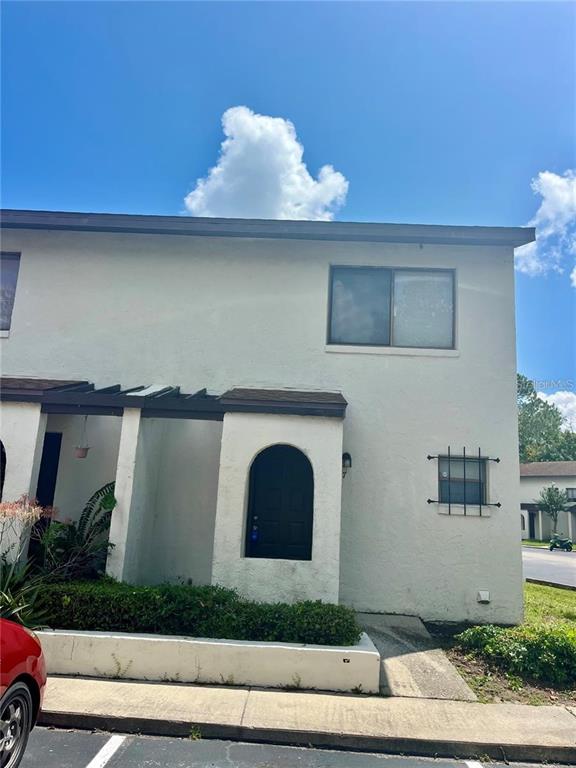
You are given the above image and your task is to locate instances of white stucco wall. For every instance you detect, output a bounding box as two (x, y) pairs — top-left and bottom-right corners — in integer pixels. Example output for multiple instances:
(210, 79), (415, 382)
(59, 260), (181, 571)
(1, 228), (523, 622)
(107, 411), (167, 583)
(147, 418), (222, 586)
(46, 414), (121, 523)
(0, 402), (47, 558)
(0, 402), (46, 501)
(106, 413), (220, 585)
(37, 629), (380, 693)
(212, 412), (343, 603)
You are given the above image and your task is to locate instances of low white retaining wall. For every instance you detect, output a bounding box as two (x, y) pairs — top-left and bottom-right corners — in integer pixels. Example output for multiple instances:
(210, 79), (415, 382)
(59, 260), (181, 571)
(37, 630), (381, 693)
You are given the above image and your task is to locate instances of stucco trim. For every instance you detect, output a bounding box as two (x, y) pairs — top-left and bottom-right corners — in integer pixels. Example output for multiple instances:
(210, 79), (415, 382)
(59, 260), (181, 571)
(325, 345), (460, 358)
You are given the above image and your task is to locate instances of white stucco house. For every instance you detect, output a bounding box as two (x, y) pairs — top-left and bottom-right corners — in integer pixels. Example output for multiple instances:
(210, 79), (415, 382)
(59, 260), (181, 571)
(520, 461), (576, 541)
(0, 209), (534, 624)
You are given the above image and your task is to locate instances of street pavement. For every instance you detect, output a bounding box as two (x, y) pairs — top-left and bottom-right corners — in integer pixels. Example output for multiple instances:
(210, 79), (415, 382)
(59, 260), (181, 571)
(522, 546), (576, 587)
(21, 728), (564, 768)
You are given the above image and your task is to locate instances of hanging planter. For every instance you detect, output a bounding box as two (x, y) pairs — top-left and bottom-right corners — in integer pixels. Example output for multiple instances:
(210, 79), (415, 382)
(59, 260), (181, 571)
(74, 416), (91, 459)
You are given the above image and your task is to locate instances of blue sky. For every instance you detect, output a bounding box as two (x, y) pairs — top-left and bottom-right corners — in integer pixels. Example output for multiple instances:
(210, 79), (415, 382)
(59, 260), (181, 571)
(2, 2), (575, 410)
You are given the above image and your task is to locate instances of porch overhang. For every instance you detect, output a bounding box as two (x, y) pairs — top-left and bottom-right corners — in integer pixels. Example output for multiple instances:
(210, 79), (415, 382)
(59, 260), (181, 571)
(0, 379), (347, 420)
(219, 388), (347, 418)
(521, 502), (576, 513)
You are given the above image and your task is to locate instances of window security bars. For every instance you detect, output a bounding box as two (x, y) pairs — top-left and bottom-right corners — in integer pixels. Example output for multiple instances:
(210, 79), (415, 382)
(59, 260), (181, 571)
(427, 446), (501, 516)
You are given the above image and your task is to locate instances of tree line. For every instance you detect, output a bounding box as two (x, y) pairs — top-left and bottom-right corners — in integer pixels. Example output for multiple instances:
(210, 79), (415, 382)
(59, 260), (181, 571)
(517, 374), (576, 463)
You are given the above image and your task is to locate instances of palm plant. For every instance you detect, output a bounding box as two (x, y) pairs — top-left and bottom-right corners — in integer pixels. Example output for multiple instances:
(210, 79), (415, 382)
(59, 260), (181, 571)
(36, 482), (116, 580)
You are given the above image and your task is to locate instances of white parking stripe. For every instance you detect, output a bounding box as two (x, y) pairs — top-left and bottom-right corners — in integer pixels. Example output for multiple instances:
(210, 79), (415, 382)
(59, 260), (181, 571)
(464, 762), (484, 768)
(84, 735), (126, 768)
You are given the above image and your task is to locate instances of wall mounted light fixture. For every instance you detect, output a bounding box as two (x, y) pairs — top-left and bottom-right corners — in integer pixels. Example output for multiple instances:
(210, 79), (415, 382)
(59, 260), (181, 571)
(342, 452), (352, 478)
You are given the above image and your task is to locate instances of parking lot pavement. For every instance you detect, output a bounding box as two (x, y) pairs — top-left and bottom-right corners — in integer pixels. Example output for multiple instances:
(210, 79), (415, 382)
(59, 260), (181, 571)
(21, 728), (564, 768)
(523, 546), (576, 587)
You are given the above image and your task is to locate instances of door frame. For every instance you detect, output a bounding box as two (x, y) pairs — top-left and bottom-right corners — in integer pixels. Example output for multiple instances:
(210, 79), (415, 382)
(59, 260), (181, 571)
(244, 444), (314, 561)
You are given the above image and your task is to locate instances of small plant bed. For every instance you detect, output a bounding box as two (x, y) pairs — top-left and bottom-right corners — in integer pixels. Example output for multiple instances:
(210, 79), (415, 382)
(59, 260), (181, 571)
(42, 579), (362, 646)
(430, 584), (576, 705)
(445, 646), (575, 705)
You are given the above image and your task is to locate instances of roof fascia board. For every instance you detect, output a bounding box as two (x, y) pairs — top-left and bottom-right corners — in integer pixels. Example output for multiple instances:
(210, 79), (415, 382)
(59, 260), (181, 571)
(0, 210), (536, 248)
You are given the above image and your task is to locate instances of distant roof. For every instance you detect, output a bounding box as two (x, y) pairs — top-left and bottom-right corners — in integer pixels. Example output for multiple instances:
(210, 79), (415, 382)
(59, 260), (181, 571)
(0, 209), (535, 247)
(520, 461), (576, 478)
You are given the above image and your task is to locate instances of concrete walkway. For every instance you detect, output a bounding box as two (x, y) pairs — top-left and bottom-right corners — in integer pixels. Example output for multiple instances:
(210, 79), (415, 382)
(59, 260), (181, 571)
(40, 676), (576, 763)
(356, 613), (476, 701)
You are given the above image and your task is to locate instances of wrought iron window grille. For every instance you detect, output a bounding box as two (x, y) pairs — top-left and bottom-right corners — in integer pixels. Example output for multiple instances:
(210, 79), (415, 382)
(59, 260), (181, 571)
(427, 446), (501, 516)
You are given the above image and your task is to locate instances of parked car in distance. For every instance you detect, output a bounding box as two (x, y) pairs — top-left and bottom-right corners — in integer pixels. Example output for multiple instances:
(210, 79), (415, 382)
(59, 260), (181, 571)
(0, 618), (47, 768)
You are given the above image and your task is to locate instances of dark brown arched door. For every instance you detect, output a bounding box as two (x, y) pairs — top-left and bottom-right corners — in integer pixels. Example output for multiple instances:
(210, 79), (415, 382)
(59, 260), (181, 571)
(0, 441), (6, 501)
(245, 445), (313, 560)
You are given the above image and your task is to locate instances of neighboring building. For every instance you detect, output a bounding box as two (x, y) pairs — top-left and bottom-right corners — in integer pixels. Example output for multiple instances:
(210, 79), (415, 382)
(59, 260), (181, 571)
(0, 209), (534, 624)
(520, 461), (576, 541)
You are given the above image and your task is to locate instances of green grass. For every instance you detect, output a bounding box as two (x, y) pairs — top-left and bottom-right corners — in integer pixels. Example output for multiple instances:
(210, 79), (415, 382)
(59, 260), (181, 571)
(522, 539), (548, 548)
(524, 582), (576, 624)
(456, 584), (576, 687)
(447, 584), (576, 701)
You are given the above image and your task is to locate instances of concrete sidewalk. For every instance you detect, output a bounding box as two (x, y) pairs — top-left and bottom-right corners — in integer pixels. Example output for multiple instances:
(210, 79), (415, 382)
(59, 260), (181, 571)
(40, 676), (576, 764)
(356, 613), (476, 701)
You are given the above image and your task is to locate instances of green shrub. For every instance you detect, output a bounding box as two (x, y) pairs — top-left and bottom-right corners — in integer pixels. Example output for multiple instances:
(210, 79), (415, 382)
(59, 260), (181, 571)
(457, 622), (576, 686)
(33, 482), (116, 581)
(0, 558), (49, 628)
(42, 580), (362, 646)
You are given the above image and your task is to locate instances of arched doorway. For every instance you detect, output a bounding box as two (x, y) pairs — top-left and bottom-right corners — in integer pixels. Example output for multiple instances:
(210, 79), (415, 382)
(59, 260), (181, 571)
(0, 440), (6, 501)
(245, 444), (314, 560)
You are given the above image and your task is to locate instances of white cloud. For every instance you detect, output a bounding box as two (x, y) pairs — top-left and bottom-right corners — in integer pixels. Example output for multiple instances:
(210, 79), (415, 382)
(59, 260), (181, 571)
(571, 265), (576, 288)
(538, 390), (576, 430)
(515, 169), (576, 284)
(184, 106), (348, 221)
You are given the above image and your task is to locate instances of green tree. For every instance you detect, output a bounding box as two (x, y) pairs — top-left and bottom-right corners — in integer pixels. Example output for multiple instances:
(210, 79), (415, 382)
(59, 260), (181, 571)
(517, 374), (564, 462)
(536, 484), (569, 535)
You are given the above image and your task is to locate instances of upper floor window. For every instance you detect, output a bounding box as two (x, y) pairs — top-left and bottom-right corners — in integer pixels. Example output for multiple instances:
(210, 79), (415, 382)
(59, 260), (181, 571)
(0, 252), (21, 332)
(567, 488), (576, 501)
(328, 266), (455, 349)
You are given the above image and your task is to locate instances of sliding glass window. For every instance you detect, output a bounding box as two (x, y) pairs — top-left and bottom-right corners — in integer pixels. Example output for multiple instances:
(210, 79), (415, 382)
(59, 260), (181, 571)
(329, 266), (454, 349)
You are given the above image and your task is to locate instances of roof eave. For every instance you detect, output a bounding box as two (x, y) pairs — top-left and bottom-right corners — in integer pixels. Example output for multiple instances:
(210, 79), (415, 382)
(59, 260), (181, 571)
(0, 209), (536, 248)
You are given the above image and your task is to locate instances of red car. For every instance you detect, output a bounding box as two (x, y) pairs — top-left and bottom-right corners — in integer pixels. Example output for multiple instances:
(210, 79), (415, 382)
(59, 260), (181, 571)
(0, 619), (46, 768)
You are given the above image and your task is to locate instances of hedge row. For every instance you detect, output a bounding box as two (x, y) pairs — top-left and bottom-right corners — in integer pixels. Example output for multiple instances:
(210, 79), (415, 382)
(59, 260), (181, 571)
(456, 622), (576, 686)
(42, 580), (362, 646)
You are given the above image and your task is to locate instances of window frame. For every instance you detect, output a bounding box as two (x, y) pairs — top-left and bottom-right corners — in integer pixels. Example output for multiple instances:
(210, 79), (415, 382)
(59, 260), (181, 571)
(327, 265), (456, 350)
(566, 488), (576, 501)
(437, 454), (488, 507)
(0, 251), (21, 334)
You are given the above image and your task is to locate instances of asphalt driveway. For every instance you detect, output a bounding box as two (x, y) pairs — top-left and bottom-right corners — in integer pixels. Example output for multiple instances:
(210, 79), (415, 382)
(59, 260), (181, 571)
(522, 546), (576, 587)
(21, 728), (555, 768)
